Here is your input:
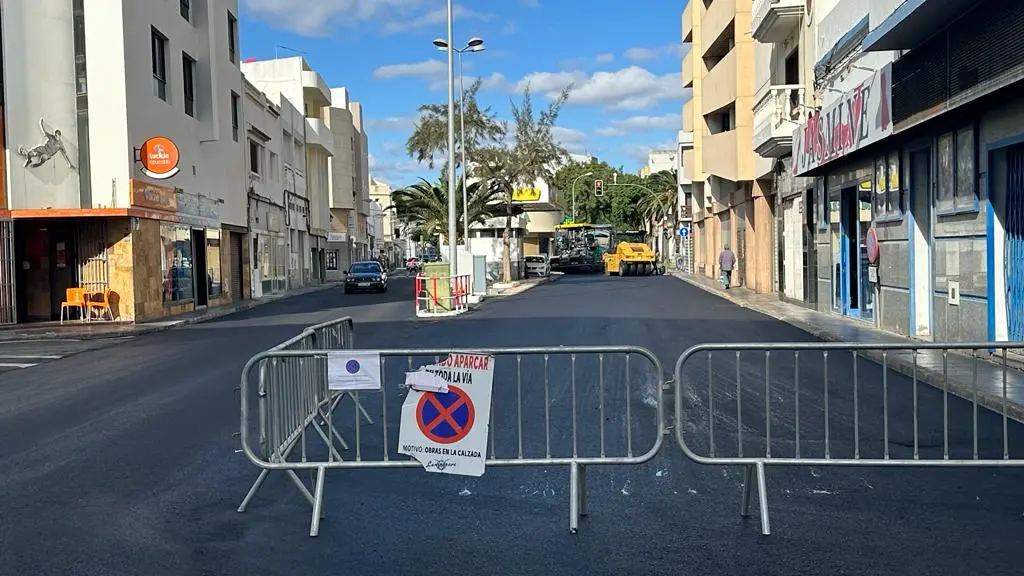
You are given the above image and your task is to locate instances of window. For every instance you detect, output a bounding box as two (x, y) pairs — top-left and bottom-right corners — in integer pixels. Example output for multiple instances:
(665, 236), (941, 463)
(206, 229), (223, 298)
(180, 0), (190, 21)
(873, 152), (904, 220)
(269, 151), (279, 179)
(249, 139), (264, 175)
(151, 28), (168, 101)
(816, 177), (828, 231)
(227, 12), (238, 63)
(182, 52), (196, 117)
(161, 224), (193, 303)
(327, 250), (339, 271)
(230, 92), (240, 141)
(936, 126), (978, 214)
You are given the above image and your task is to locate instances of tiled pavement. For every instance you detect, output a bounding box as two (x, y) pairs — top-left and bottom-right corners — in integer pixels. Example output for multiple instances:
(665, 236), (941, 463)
(673, 271), (1024, 423)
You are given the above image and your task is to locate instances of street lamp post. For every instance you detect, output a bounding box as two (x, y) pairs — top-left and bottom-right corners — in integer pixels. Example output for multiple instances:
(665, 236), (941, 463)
(570, 171), (594, 222)
(440, 0), (457, 276)
(433, 37), (485, 252)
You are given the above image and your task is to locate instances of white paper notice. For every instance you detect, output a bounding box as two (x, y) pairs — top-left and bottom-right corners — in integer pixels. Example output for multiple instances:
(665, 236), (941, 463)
(326, 351), (382, 391)
(398, 353), (495, 477)
(405, 369), (450, 393)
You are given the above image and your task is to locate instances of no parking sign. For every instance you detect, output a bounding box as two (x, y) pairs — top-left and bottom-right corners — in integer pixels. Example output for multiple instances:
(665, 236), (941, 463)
(398, 353), (494, 477)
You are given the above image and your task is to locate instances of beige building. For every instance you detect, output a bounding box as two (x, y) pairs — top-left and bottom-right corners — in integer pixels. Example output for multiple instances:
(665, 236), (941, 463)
(324, 87), (371, 277)
(682, 0), (774, 293)
(369, 177), (401, 265)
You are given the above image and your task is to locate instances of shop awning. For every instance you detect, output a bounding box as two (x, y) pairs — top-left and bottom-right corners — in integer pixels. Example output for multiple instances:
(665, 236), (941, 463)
(862, 0), (984, 52)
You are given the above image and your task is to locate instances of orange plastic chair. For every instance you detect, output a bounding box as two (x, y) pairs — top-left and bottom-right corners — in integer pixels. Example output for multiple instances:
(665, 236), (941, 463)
(86, 288), (113, 321)
(60, 288), (87, 324)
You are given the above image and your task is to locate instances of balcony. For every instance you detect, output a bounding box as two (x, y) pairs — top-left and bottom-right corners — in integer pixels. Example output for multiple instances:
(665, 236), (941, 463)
(703, 130), (739, 183)
(301, 69), (331, 109)
(752, 85), (805, 158)
(678, 130), (694, 150)
(682, 2), (693, 42)
(752, 0), (803, 43)
(701, 0), (738, 58)
(683, 100), (694, 132)
(701, 49), (737, 116)
(305, 117), (334, 153)
(683, 49), (694, 88)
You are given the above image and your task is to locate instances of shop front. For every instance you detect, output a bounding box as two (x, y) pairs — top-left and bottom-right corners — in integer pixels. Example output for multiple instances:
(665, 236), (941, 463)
(823, 165), (876, 321)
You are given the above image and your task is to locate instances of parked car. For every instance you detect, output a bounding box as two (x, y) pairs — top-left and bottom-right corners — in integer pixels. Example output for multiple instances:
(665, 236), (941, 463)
(525, 254), (551, 277)
(344, 261), (388, 293)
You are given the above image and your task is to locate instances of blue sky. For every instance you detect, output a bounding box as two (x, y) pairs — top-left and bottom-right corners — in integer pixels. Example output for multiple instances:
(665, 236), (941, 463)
(237, 0), (691, 186)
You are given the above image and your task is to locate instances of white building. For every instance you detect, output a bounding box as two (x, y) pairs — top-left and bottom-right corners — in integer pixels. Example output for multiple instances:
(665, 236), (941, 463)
(370, 177), (402, 266)
(641, 149), (678, 177)
(240, 56), (333, 288)
(324, 87), (371, 279)
(0, 0), (248, 323)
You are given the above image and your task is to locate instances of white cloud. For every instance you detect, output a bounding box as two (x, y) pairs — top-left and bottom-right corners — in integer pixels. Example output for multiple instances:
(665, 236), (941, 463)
(622, 141), (676, 165)
(428, 71), (508, 92)
(381, 141), (406, 154)
(381, 4), (492, 34)
(595, 53), (614, 63)
(624, 47), (659, 61)
(595, 113), (682, 137)
(367, 116), (417, 131)
(373, 60), (446, 80)
(518, 66), (690, 111)
(240, 0), (422, 36)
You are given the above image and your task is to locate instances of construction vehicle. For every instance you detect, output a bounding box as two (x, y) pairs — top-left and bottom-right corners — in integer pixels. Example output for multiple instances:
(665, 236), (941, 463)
(550, 222), (603, 273)
(603, 230), (660, 276)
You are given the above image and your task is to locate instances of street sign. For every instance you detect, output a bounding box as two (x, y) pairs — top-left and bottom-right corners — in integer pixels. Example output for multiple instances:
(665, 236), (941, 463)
(594, 179), (604, 197)
(398, 353), (494, 476)
(678, 226), (690, 238)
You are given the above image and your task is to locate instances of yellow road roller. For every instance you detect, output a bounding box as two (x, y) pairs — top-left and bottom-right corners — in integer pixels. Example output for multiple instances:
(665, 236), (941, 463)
(603, 230), (658, 276)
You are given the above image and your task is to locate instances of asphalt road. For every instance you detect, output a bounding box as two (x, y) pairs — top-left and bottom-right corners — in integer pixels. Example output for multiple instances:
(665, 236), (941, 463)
(0, 337), (137, 373)
(1, 274), (1022, 576)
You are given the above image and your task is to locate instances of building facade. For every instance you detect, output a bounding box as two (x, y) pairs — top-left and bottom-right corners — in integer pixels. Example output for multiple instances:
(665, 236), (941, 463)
(240, 56), (333, 289)
(750, 0), (818, 306)
(369, 177), (401, 268)
(791, 0), (1024, 345)
(1, 0), (249, 323)
(323, 87), (371, 279)
(682, 0), (775, 293)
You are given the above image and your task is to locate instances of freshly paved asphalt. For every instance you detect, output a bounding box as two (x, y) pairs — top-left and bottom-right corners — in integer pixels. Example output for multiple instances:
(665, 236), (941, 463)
(1, 274), (1022, 575)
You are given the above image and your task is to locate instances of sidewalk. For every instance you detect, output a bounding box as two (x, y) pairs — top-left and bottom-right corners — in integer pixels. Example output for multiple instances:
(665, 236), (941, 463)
(0, 281), (343, 342)
(673, 271), (1024, 423)
(487, 274), (560, 298)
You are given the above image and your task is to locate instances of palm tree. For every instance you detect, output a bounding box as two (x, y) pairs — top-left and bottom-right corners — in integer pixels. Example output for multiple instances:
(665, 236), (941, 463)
(393, 176), (501, 245)
(637, 169), (679, 254)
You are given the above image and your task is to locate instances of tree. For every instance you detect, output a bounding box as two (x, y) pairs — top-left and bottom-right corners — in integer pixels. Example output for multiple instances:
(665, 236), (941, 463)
(392, 176), (502, 245)
(405, 78), (505, 169)
(474, 84), (573, 282)
(551, 159), (649, 229)
(637, 169), (678, 226)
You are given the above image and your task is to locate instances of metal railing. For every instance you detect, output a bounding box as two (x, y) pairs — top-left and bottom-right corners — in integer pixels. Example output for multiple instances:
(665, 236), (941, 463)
(674, 342), (1024, 536)
(415, 273), (471, 317)
(238, 342), (666, 536)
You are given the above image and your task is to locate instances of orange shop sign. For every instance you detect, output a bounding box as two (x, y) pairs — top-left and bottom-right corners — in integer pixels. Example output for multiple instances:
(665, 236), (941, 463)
(138, 136), (180, 180)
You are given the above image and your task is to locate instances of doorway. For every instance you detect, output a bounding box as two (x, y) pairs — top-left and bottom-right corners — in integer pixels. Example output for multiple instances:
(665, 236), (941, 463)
(832, 184), (874, 319)
(909, 147), (933, 337)
(191, 228), (208, 307)
(1004, 143), (1024, 341)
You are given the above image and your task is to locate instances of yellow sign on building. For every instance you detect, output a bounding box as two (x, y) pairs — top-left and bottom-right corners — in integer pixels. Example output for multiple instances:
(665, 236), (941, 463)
(511, 188), (542, 202)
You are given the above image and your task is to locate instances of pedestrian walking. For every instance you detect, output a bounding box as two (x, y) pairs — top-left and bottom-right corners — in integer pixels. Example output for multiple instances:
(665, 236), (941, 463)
(718, 244), (736, 289)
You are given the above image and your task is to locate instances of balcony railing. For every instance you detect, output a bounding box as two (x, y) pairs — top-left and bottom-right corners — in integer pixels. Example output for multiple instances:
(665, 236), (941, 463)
(753, 85), (806, 158)
(752, 0), (804, 43)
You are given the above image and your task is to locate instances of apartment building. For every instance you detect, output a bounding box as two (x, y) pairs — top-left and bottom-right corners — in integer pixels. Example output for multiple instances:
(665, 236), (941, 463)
(241, 56), (333, 288)
(369, 177), (401, 266)
(324, 86), (371, 279)
(640, 149), (677, 177)
(682, 0), (774, 293)
(749, 0), (818, 306)
(788, 0), (1024, 345)
(0, 0), (249, 323)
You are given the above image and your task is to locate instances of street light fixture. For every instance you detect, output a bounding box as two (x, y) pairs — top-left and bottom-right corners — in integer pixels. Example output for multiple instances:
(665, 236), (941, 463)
(570, 172), (594, 222)
(432, 36), (487, 247)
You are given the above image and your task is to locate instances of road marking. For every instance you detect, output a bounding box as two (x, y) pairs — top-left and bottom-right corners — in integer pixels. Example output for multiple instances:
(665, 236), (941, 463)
(0, 355), (62, 359)
(0, 339), (82, 344)
(0, 362), (38, 368)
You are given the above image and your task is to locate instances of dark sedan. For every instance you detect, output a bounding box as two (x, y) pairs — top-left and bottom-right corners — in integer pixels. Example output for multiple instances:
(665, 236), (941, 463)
(344, 261), (388, 293)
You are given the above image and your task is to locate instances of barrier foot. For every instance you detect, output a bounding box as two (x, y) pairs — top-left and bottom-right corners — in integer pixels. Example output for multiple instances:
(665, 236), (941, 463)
(740, 464), (754, 517)
(756, 462), (771, 536)
(309, 466), (327, 537)
(237, 469), (269, 513)
(578, 464), (589, 517)
(569, 463), (580, 534)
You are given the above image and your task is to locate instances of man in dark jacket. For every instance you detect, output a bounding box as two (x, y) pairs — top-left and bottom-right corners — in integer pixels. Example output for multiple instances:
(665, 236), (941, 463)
(718, 244), (736, 289)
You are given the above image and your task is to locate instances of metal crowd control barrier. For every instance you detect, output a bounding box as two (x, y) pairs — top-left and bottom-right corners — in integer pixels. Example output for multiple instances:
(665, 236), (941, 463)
(238, 344), (665, 536)
(415, 273), (471, 317)
(674, 342), (1024, 536)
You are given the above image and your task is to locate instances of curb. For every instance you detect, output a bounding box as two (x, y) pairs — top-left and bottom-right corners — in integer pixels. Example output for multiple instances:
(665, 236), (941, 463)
(0, 282), (343, 342)
(671, 272), (1024, 424)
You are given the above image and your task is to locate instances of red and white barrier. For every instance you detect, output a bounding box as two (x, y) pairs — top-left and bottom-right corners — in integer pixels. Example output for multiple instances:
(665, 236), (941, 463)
(414, 274), (472, 317)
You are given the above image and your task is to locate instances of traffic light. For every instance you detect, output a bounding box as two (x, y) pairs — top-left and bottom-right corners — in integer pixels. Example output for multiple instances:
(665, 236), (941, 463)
(594, 179), (604, 197)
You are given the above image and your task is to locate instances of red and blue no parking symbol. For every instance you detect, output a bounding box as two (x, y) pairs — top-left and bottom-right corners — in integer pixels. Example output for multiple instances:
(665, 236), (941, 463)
(416, 385), (475, 444)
